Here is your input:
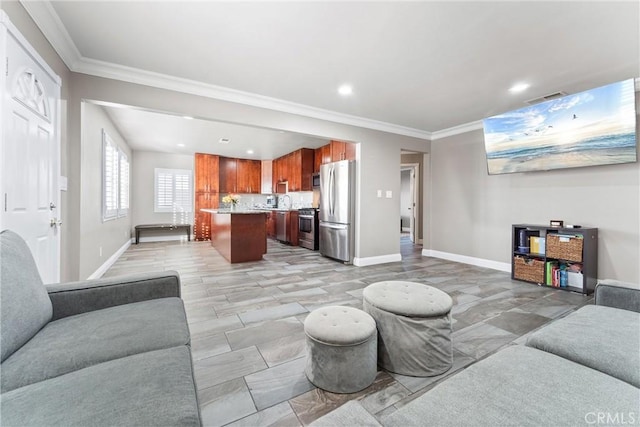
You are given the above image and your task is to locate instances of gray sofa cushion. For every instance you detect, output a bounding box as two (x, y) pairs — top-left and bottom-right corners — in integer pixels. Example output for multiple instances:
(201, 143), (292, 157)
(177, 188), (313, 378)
(1, 297), (190, 392)
(382, 345), (640, 427)
(0, 230), (53, 362)
(526, 304), (640, 388)
(0, 346), (201, 427)
(595, 279), (640, 313)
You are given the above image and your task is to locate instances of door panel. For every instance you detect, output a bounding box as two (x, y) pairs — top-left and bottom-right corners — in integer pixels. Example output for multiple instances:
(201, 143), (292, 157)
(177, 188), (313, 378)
(2, 28), (60, 283)
(319, 222), (350, 262)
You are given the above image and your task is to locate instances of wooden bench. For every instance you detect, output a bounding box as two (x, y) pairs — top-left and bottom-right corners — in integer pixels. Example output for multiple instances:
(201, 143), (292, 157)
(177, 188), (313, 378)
(134, 224), (191, 244)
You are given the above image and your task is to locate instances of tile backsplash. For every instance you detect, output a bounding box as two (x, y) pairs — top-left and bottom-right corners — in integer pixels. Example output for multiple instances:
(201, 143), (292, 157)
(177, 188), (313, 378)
(218, 192), (314, 209)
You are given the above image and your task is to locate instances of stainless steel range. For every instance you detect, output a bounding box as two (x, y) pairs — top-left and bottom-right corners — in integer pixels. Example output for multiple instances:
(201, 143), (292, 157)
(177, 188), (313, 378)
(298, 208), (319, 250)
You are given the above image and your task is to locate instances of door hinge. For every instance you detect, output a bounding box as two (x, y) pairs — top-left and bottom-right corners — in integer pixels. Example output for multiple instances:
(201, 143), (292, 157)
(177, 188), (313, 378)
(5, 57), (8, 77)
(4, 193), (7, 212)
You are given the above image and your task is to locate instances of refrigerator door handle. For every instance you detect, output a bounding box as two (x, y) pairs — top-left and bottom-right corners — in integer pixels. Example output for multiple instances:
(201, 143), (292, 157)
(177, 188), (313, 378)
(330, 166), (336, 216)
(319, 222), (347, 230)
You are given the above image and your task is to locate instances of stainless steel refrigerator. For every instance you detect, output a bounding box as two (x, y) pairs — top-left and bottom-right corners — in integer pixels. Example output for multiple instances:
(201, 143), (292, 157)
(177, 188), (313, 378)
(319, 160), (354, 263)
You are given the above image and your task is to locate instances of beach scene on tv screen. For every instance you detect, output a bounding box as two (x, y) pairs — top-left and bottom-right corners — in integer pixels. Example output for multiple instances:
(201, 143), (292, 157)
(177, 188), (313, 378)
(483, 79), (637, 175)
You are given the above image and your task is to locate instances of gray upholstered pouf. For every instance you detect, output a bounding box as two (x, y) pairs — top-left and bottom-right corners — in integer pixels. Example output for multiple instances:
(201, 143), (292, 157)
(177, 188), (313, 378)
(304, 306), (377, 393)
(363, 281), (453, 377)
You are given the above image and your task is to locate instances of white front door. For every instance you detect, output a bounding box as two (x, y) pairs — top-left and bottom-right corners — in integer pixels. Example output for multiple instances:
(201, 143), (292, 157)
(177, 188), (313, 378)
(1, 14), (61, 283)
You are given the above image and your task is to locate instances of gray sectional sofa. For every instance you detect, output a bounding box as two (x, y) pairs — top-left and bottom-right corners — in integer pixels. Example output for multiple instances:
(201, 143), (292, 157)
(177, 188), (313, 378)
(312, 279), (640, 426)
(0, 230), (202, 426)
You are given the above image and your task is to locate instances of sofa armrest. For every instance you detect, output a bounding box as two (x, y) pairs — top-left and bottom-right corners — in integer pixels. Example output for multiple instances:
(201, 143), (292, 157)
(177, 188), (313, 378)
(46, 271), (181, 320)
(595, 279), (640, 313)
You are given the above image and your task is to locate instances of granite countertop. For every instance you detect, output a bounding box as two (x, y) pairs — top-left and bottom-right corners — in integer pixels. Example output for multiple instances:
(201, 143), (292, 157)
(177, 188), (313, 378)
(200, 208), (268, 215)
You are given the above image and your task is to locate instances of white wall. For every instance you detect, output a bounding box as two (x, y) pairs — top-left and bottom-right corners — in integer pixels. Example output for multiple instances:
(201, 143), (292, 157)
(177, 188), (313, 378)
(79, 102), (132, 279)
(68, 75), (427, 271)
(428, 104), (640, 282)
(132, 150), (194, 232)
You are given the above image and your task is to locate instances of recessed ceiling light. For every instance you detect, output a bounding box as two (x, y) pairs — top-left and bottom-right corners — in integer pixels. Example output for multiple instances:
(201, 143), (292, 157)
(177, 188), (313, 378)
(338, 84), (353, 96)
(218, 138), (230, 144)
(177, 143), (185, 147)
(183, 116), (194, 120)
(247, 149), (254, 154)
(509, 83), (530, 93)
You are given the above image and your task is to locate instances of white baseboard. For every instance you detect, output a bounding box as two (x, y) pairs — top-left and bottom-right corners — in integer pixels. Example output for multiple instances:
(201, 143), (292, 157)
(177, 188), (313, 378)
(422, 249), (511, 272)
(354, 253), (402, 267)
(88, 239), (132, 280)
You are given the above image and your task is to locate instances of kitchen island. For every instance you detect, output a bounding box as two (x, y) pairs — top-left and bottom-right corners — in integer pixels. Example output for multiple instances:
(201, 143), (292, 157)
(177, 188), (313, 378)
(201, 209), (267, 263)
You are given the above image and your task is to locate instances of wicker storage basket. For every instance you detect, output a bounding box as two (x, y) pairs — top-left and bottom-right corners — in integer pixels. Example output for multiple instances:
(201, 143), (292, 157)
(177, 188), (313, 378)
(513, 256), (545, 283)
(546, 234), (583, 262)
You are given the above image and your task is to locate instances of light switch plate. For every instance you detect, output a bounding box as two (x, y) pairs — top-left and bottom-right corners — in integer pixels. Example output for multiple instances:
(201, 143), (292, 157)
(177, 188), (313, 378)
(377, 190), (382, 198)
(385, 190), (392, 198)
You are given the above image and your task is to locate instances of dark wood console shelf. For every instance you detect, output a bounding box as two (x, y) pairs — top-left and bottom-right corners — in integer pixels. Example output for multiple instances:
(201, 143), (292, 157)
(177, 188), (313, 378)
(511, 224), (598, 295)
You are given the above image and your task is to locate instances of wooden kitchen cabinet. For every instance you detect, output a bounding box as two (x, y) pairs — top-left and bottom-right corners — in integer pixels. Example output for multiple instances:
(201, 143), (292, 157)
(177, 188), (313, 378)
(195, 153), (219, 193)
(289, 151), (301, 191)
(237, 159), (261, 193)
(314, 141), (355, 170)
(219, 157), (238, 193)
(195, 153), (221, 241)
(314, 145), (331, 173)
(272, 148), (314, 192)
(194, 192), (219, 241)
(330, 140), (356, 162)
(265, 211), (276, 238)
(272, 157), (284, 192)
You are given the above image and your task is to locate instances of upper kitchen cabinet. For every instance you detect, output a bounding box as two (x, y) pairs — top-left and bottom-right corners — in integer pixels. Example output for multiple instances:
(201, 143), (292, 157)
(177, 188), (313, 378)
(195, 153), (219, 193)
(314, 145), (330, 173)
(273, 148), (314, 192)
(219, 157), (238, 193)
(298, 148), (315, 191)
(237, 159), (261, 194)
(330, 140), (356, 162)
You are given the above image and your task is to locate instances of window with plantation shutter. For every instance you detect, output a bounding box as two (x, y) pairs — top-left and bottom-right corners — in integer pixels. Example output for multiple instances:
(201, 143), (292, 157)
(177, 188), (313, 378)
(102, 130), (119, 220)
(118, 149), (130, 217)
(102, 129), (130, 221)
(154, 168), (193, 213)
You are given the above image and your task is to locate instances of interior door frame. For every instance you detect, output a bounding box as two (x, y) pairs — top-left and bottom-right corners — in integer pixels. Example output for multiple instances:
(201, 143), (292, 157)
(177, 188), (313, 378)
(401, 162), (420, 244)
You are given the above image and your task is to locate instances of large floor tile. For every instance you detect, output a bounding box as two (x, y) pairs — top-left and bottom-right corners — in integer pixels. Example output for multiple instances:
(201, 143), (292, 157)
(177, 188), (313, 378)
(105, 237), (590, 424)
(198, 378), (256, 427)
(244, 357), (314, 410)
(194, 346), (267, 389)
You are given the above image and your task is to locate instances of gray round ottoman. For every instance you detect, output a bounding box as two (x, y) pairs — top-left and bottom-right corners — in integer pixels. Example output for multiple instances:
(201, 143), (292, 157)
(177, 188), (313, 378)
(304, 306), (377, 393)
(363, 281), (453, 377)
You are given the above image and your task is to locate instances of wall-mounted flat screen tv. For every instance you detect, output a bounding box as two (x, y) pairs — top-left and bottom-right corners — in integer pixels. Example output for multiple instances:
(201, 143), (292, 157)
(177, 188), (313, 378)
(483, 79), (637, 175)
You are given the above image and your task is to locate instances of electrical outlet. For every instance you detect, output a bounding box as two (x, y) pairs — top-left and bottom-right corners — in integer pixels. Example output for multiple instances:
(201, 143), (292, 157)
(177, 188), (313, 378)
(386, 190), (392, 198)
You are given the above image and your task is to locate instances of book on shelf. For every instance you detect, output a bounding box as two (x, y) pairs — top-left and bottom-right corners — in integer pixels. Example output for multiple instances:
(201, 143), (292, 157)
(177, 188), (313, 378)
(529, 236), (546, 255)
(546, 261), (557, 286)
(546, 261), (582, 288)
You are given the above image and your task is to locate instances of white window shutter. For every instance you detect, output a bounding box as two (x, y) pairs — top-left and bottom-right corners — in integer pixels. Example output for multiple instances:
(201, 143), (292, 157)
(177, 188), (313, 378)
(155, 168), (192, 213)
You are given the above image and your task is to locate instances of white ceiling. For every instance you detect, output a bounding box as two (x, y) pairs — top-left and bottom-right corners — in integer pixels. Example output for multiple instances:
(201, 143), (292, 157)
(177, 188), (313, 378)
(23, 1), (640, 157)
(98, 102), (328, 159)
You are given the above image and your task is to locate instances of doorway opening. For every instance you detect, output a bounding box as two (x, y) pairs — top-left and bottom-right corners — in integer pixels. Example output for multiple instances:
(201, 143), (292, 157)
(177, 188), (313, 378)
(400, 163), (420, 245)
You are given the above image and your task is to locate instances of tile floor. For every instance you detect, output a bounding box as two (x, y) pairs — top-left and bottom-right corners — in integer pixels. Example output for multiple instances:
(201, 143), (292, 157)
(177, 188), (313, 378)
(104, 237), (593, 426)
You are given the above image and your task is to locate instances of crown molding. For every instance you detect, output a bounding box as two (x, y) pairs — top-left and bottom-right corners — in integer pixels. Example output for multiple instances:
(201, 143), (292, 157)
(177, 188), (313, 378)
(19, 1), (432, 140)
(430, 120), (484, 140)
(74, 57), (432, 140)
(19, 0), (82, 69)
